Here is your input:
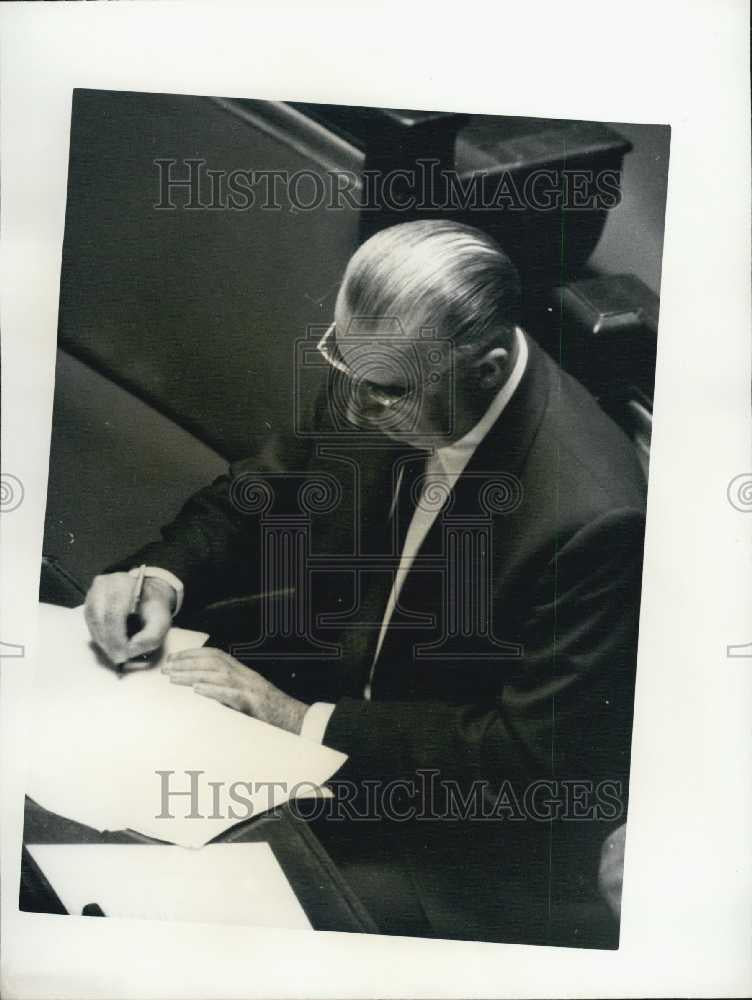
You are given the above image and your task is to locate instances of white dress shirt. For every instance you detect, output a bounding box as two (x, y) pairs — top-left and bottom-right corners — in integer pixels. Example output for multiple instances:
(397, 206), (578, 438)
(142, 329), (529, 746)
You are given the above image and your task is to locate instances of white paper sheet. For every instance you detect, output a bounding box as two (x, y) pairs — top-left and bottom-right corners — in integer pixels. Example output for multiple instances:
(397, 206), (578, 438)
(28, 843), (312, 930)
(26, 604), (346, 846)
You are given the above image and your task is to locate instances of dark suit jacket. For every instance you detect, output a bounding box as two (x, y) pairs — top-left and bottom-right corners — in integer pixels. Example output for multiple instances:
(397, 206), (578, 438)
(115, 334), (646, 945)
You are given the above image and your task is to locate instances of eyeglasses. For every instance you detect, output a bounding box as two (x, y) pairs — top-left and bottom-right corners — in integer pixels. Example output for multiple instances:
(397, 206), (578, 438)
(316, 322), (444, 410)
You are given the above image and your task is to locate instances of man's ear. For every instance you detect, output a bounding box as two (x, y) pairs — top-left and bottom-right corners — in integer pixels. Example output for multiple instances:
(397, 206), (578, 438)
(474, 346), (509, 390)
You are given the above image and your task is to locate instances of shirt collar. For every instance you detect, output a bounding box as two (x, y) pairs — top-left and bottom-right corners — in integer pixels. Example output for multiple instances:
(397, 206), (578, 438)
(434, 327), (529, 475)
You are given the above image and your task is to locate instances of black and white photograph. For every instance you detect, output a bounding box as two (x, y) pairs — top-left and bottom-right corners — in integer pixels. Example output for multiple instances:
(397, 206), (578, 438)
(1, 3), (749, 998)
(22, 88), (668, 948)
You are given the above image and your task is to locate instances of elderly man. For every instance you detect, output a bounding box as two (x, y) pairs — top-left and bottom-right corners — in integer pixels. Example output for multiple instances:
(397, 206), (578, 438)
(85, 220), (646, 945)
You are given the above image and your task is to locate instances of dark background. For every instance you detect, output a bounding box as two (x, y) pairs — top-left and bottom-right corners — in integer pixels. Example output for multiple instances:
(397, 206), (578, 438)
(44, 90), (669, 588)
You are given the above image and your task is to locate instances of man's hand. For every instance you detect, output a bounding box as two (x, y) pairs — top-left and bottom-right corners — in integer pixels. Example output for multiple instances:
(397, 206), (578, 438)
(163, 648), (308, 735)
(84, 572), (175, 664)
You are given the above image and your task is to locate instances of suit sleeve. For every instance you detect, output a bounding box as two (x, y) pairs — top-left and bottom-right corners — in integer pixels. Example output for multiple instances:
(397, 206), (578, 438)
(105, 458), (266, 615)
(323, 507), (645, 804)
(104, 383), (329, 614)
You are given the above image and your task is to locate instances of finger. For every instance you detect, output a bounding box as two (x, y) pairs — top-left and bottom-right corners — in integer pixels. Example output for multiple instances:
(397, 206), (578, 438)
(101, 606), (131, 664)
(165, 653), (236, 673)
(84, 585), (111, 655)
(167, 647), (226, 664)
(162, 656), (227, 677)
(127, 598), (171, 658)
(193, 683), (249, 714)
(86, 577), (131, 658)
(167, 668), (227, 687)
(163, 657), (220, 674)
(84, 603), (107, 655)
(91, 581), (132, 663)
(168, 651), (259, 685)
(120, 658), (155, 674)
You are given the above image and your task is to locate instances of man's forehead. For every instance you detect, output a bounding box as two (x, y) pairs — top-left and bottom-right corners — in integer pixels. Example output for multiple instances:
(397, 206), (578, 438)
(335, 310), (442, 357)
(337, 313), (410, 339)
(338, 327), (438, 387)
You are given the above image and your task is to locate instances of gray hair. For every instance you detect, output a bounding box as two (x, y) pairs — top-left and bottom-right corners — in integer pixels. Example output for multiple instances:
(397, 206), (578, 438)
(337, 220), (521, 350)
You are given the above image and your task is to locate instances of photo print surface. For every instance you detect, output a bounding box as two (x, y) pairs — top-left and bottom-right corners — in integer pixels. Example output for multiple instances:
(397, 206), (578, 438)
(24, 89), (670, 948)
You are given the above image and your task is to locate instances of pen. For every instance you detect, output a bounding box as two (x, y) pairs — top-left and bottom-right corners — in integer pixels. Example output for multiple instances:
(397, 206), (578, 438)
(119, 563), (146, 678)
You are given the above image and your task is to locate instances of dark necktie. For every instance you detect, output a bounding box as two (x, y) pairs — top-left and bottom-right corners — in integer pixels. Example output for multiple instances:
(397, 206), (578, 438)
(391, 452), (429, 557)
(341, 452), (428, 683)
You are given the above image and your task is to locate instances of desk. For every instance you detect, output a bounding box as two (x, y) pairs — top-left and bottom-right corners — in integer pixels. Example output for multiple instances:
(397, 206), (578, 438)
(22, 797), (377, 934)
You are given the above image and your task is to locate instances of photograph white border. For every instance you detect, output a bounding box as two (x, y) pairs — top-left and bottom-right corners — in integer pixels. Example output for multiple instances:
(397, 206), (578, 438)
(1, 2), (750, 997)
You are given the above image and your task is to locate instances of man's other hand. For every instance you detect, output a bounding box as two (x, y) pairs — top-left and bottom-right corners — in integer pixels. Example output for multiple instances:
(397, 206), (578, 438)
(84, 572), (174, 664)
(163, 648), (308, 735)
